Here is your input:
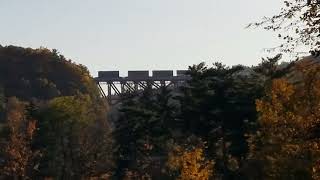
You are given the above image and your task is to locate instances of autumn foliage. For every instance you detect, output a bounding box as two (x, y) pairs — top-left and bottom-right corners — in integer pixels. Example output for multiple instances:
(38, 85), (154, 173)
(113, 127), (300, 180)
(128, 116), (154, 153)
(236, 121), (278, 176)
(0, 97), (36, 179)
(246, 61), (320, 179)
(166, 141), (214, 180)
(0, 46), (113, 179)
(3, 45), (320, 179)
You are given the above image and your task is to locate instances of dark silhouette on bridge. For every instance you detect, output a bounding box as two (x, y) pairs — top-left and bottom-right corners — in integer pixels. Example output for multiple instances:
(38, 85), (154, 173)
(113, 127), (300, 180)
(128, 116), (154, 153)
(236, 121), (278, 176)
(95, 70), (190, 104)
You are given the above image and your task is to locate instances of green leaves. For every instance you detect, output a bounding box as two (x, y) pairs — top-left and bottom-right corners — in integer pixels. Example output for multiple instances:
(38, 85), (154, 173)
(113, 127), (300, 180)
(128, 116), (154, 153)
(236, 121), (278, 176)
(0, 45), (101, 101)
(34, 94), (113, 178)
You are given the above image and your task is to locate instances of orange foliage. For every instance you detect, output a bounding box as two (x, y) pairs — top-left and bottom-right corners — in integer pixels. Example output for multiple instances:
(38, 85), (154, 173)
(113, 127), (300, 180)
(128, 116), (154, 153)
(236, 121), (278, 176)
(1, 97), (37, 178)
(249, 63), (320, 179)
(167, 143), (214, 180)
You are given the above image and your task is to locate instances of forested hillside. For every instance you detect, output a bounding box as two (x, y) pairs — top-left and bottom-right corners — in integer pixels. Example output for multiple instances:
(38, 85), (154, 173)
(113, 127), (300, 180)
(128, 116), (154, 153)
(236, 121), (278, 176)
(0, 45), (100, 101)
(2, 44), (320, 179)
(3, 0), (320, 179)
(0, 46), (113, 179)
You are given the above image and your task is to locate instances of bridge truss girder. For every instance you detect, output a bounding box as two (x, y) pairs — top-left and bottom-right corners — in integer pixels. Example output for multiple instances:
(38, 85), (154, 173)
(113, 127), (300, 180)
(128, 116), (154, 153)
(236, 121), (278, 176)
(97, 80), (181, 104)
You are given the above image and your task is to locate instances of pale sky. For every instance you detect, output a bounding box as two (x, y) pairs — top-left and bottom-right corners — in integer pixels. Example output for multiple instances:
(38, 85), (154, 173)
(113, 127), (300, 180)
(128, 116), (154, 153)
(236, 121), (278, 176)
(0, 0), (284, 76)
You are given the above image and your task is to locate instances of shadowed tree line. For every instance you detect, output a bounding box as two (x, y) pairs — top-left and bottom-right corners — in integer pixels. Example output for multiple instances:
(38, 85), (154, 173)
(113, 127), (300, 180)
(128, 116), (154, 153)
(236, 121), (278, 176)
(0, 46), (319, 180)
(113, 54), (292, 179)
(0, 46), (114, 179)
(2, 0), (320, 178)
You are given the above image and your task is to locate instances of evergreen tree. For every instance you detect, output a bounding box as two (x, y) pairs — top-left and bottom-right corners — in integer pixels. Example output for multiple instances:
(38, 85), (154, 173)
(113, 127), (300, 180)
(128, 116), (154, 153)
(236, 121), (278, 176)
(114, 86), (177, 178)
(178, 62), (265, 179)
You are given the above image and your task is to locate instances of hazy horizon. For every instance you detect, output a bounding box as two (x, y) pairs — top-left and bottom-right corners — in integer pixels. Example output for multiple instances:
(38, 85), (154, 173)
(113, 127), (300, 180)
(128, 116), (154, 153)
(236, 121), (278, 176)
(1, 0), (284, 76)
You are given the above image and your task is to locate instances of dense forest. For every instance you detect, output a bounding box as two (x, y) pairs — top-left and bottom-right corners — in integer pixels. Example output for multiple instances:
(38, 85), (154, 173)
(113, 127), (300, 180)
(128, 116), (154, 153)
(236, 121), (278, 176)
(1, 45), (320, 180)
(2, 0), (320, 179)
(0, 46), (113, 179)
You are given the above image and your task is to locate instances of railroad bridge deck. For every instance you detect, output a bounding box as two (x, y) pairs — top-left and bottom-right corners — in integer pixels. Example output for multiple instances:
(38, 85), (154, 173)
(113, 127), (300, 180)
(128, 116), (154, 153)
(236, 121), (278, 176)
(95, 70), (190, 104)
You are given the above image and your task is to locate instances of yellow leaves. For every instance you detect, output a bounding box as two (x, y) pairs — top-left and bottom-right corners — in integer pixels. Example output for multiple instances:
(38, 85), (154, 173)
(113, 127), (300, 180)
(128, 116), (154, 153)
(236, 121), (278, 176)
(251, 64), (320, 178)
(255, 99), (264, 113)
(167, 144), (214, 180)
(256, 78), (303, 130)
(255, 78), (297, 128)
(269, 78), (294, 104)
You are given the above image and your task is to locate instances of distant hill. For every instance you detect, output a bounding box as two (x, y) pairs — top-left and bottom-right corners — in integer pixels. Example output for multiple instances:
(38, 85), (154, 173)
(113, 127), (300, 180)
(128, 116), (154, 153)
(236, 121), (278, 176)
(0, 46), (112, 179)
(0, 45), (100, 101)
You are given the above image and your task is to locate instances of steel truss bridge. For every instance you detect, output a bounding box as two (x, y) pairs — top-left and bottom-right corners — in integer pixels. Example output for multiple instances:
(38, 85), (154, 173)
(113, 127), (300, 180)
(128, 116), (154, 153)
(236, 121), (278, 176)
(95, 70), (190, 104)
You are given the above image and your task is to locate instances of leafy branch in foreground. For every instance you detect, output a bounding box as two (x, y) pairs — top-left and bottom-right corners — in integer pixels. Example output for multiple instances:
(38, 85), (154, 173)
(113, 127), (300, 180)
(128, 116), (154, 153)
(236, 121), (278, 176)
(248, 0), (320, 54)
